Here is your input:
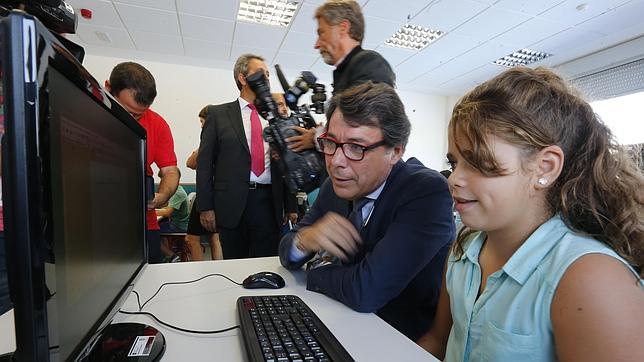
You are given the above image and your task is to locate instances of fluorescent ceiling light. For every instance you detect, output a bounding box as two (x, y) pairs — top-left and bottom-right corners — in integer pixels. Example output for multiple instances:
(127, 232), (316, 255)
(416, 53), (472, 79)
(237, 0), (299, 27)
(385, 24), (444, 51)
(493, 48), (552, 67)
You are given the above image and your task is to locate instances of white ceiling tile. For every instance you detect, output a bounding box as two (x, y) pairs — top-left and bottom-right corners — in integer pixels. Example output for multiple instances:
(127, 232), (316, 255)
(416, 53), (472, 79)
(395, 33), (482, 81)
(538, 0), (621, 26)
(114, 0), (176, 11)
(411, 0), (489, 32)
(66, 0), (122, 28)
(530, 26), (605, 56)
(272, 51), (319, 73)
(362, 16), (403, 49)
(452, 6), (532, 41)
(493, 0), (566, 16)
(422, 41), (517, 84)
(280, 31), (317, 54)
(493, 17), (569, 48)
(233, 22), (287, 49)
(130, 31), (184, 55)
(179, 14), (234, 43)
(362, 0), (430, 22)
(573, 0), (644, 36)
(290, 3), (318, 35)
(115, 3), (180, 35)
(183, 38), (231, 61)
(375, 45), (417, 67)
(74, 23), (135, 49)
(176, 0), (238, 20)
(230, 45), (277, 64)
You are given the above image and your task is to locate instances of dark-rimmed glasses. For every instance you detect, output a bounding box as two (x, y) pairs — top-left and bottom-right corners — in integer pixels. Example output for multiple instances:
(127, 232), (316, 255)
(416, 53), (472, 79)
(317, 133), (387, 161)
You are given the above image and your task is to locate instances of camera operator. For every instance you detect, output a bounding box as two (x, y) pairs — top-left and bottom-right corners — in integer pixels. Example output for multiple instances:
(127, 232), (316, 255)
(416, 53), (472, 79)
(196, 54), (297, 259)
(285, 0), (395, 153)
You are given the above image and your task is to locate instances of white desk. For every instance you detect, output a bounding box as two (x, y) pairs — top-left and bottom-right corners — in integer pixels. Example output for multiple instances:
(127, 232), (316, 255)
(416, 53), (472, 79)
(115, 257), (438, 361)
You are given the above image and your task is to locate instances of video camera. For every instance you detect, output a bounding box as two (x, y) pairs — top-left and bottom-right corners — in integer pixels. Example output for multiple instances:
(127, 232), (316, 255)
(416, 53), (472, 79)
(1, 0), (78, 34)
(246, 65), (327, 193)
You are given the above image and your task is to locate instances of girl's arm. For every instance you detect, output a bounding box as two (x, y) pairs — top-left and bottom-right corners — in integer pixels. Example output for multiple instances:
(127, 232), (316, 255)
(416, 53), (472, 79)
(417, 261), (453, 360)
(552, 253), (644, 362)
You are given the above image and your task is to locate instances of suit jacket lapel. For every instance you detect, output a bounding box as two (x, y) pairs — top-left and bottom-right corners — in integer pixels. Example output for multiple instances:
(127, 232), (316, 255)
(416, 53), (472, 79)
(228, 101), (250, 155)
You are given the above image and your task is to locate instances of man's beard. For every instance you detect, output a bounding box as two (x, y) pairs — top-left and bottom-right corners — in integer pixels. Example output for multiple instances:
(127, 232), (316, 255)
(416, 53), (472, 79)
(320, 50), (334, 65)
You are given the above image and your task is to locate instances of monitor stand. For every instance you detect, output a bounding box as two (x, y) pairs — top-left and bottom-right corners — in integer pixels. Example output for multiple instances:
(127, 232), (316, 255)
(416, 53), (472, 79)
(85, 322), (165, 361)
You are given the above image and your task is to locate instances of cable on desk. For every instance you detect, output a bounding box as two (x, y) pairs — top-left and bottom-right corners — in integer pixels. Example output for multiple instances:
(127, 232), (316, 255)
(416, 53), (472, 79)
(139, 273), (243, 310)
(118, 310), (240, 334)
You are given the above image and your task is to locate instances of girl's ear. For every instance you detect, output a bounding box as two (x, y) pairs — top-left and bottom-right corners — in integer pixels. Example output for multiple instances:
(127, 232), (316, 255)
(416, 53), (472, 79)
(534, 145), (564, 189)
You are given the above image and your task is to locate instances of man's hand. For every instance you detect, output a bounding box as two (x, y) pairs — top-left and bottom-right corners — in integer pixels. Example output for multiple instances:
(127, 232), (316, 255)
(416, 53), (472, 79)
(147, 192), (163, 209)
(200, 210), (217, 232)
(286, 126), (317, 152)
(296, 212), (361, 261)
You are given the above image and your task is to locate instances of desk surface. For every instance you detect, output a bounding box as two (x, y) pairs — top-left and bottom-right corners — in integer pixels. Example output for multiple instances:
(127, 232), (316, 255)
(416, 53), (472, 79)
(0, 257), (438, 360)
(115, 257), (438, 361)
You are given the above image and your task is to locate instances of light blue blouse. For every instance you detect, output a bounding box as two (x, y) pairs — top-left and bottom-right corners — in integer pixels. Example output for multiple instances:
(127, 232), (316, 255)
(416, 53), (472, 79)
(444, 216), (643, 362)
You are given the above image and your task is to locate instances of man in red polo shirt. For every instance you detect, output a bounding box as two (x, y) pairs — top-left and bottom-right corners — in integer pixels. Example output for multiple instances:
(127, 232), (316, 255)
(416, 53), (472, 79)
(105, 62), (179, 264)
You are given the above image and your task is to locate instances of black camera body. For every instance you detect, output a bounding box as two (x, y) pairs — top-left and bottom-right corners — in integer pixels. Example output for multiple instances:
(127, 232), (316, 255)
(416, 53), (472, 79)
(1, 1), (77, 34)
(246, 67), (326, 193)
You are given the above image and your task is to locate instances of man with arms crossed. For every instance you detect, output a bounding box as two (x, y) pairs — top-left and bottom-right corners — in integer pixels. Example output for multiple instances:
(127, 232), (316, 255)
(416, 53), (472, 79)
(279, 82), (455, 341)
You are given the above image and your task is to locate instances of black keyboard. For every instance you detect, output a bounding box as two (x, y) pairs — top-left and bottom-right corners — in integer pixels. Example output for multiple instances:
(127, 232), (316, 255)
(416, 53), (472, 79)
(237, 295), (354, 362)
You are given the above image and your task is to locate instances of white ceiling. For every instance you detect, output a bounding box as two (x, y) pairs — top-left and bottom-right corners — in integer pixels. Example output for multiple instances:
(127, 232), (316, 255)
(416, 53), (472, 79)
(64, 0), (644, 96)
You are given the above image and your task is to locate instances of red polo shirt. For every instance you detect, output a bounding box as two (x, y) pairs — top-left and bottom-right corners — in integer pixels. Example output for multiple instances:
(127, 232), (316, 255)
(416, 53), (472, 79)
(139, 108), (177, 230)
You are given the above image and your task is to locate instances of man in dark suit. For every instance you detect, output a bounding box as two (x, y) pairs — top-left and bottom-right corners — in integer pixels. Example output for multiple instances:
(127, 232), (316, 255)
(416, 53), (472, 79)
(279, 82), (455, 341)
(197, 54), (296, 259)
(286, 0), (395, 153)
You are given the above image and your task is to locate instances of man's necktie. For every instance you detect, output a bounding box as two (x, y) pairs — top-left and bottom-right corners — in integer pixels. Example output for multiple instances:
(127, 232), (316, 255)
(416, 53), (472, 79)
(248, 103), (265, 177)
(348, 198), (371, 232)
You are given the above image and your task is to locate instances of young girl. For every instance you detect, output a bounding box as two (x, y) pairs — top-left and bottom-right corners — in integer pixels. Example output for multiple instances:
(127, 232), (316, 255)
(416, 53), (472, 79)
(418, 67), (643, 361)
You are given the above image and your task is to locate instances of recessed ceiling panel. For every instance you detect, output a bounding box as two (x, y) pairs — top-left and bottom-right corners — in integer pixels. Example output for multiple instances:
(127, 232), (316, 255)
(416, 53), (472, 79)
(115, 3), (180, 35)
(115, 0), (176, 11)
(233, 21), (287, 49)
(130, 31), (184, 54)
(179, 14), (235, 43)
(176, 0), (238, 20)
(412, 0), (489, 32)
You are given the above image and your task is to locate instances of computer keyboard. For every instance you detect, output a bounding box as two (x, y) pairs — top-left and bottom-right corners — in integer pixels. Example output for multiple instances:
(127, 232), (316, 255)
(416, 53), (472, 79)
(237, 295), (354, 362)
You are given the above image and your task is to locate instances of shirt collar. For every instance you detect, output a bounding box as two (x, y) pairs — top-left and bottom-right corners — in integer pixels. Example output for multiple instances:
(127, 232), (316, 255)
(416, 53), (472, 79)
(501, 215), (567, 285)
(458, 215), (567, 285)
(238, 97), (250, 110)
(365, 180), (386, 201)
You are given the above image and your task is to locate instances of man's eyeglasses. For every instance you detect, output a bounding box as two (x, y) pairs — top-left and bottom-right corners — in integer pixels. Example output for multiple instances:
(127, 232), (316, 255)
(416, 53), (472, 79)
(317, 133), (387, 161)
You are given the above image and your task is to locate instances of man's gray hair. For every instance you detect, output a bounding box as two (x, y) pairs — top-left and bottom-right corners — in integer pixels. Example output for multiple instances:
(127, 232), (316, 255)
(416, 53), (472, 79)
(233, 53), (265, 90)
(326, 82), (411, 148)
(315, 0), (364, 43)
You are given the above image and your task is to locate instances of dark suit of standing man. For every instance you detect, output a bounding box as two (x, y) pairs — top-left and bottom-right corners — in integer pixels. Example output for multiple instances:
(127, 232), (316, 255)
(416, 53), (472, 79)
(279, 82), (455, 341)
(196, 54), (296, 259)
(286, 0), (395, 153)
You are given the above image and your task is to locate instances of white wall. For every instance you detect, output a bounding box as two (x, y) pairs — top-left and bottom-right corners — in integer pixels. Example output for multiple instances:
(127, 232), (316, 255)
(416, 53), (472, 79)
(82, 54), (452, 182)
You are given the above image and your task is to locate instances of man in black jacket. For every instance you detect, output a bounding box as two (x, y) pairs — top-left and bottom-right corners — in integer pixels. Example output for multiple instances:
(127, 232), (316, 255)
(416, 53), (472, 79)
(286, 0), (395, 152)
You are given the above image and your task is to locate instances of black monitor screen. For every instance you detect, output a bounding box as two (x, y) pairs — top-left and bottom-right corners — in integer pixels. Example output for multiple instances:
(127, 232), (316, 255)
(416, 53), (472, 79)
(47, 66), (145, 360)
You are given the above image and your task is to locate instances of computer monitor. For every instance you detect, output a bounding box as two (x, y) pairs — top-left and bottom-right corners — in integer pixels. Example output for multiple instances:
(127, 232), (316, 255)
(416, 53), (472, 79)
(1, 11), (148, 361)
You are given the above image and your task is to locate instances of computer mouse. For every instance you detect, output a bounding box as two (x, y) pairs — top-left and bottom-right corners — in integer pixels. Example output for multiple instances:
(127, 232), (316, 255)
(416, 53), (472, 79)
(242, 271), (286, 289)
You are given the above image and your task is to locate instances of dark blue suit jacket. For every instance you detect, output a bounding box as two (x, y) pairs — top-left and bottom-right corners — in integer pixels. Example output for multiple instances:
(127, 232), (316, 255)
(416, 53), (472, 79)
(279, 158), (455, 341)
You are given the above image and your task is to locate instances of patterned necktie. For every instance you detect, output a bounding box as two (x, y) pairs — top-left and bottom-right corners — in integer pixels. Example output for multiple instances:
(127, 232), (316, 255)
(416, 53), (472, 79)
(247, 103), (265, 177)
